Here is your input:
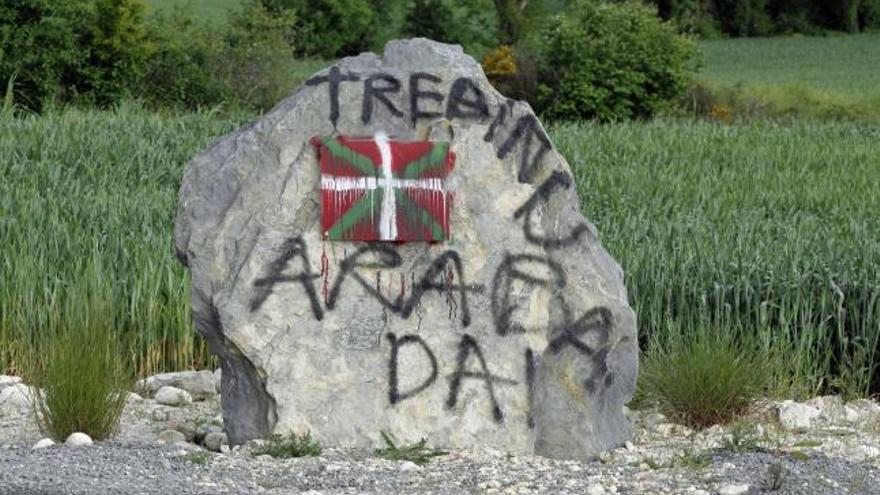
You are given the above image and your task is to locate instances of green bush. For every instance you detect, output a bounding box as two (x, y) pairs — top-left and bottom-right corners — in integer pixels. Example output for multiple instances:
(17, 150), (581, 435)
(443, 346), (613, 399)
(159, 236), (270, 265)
(140, 2), (297, 111)
(401, 0), (499, 55)
(0, 0), (149, 111)
(713, 0), (773, 35)
(262, 0), (375, 57)
(214, 1), (298, 110)
(535, 0), (698, 122)
(18, 267), (135, 441)
(139, 8), (224, 110)
(637, 327), (769, 428)
(651, 0), (720, 36)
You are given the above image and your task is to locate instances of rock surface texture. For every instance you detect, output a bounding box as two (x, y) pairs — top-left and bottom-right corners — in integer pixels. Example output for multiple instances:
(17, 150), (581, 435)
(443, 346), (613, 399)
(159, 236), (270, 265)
(174, 39), (637, 458)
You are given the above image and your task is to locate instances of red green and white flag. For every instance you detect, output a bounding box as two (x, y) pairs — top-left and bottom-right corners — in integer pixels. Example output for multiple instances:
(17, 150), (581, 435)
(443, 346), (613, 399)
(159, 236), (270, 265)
(311, 133), (455, 242)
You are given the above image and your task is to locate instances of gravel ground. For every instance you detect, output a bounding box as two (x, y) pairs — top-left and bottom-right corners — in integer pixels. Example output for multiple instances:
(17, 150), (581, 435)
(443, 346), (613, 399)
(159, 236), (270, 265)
(1, 387), (879, 494)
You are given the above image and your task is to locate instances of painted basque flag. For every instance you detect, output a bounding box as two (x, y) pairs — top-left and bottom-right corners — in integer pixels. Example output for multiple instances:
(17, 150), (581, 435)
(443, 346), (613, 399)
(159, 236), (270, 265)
(311, 133), (455, 242)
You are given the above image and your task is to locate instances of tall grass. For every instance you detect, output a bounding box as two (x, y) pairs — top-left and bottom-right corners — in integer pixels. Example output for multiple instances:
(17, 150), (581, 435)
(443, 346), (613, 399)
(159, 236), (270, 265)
(555, 120), (880, 398)
(18, 261), (135, 440)
(637, 325), (770, 428)
(0, 104), (246, 375)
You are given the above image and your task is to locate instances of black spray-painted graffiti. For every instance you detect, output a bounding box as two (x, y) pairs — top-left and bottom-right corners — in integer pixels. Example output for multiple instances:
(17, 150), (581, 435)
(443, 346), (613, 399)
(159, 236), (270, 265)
(491, 253), (566, 337)
(255, 68), (613, 427)
(513, 170), (589, 249)
(306, 68), (547, 184)
(250, 236), (324, 319)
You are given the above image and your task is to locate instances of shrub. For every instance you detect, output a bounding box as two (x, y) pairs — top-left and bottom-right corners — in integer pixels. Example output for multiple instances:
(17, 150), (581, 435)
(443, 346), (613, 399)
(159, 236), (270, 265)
(141, 2), (297, 112)
(252, 432), (322, 458)
(214, 1), (298, 110)
(261, 0), (375, 57)
(139, 8), (224, 110)
(535, 0), (699, 122)
(637, 327), (769, 429)
(712, 0), (773, 35)
(401, 0), (499, 55)
(18, 267), (135, 441)
(650, 0), (720, 36)
(0, 0), (150, 111)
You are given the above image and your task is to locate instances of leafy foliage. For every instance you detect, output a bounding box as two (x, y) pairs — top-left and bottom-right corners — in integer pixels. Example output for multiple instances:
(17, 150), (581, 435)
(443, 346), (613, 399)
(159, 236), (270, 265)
(252, 432), (322, 458)
(651, 0), (880, 34)
(401, 0), (499, 55)
(0, 0), (150, 111)
(374, 431), (447, 465)
(140, 1), (299, 111)
(261, 0), (375, 57)
(535, 0), (699, 121)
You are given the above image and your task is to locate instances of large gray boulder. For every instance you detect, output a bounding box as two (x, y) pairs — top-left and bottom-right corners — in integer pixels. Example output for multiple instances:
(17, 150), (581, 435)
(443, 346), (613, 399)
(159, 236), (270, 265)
(174, 38), (637, 459)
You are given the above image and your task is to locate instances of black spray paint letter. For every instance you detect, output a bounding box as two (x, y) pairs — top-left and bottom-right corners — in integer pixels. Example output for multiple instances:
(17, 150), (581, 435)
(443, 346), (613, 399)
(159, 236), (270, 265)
(306, 66), (360, 128)
(250, 237), (323, 319)
(386, 332), (438, 405)
(513, 170), (589, 249)
(446, 334), (517, 423)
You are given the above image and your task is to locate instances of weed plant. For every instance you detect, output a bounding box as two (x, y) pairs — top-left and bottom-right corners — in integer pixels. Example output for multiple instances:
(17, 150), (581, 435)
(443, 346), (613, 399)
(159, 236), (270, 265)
(374, 431), (447, 465)
(252, 432), (321, 458)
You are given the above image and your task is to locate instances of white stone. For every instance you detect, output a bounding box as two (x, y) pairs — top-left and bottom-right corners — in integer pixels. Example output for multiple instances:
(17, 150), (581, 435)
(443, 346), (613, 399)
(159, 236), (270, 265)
(150, 406), (184, 422)
(778, 401), (820, 432)
(859, 445), (880, 458)
(844, 405), (861, 423)
(716, 484), (749, 495)
(136, 371), (216, 401)
(399, 460), (421, 473)
(158, 429), (186, 444)
(0, 383), (34, 410)
(155, 386), (192, 407)
(587, 485), (606, 495)
(126, 392), (144, 404)
(213, 369), (222, 394)
(65, 432), (93, 447)
(805, 395), (845, 422)
(0, 375), (22, 390)
(204, 432), (228, 452)
(845, 399), (880, 421)
(32, 438), (54, 450)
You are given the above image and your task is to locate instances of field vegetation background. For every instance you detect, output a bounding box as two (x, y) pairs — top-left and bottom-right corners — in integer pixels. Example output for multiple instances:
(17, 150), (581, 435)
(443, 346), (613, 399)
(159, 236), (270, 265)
(1, 0), (879, 426)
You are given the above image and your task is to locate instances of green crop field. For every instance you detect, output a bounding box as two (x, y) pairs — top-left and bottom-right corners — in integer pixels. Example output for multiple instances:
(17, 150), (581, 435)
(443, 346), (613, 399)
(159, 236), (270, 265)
(145, 0), (242, 23)
(2, 105), (878, 396)
(697, 34), (880, 121)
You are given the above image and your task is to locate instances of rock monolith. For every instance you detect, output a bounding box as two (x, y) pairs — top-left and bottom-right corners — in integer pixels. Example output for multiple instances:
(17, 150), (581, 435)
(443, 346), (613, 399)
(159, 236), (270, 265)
(175, 38), (637, 459)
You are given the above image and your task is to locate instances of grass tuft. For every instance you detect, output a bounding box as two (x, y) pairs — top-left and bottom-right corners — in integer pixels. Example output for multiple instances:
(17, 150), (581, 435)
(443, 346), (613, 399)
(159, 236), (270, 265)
(252, 432), (321, 459)
(17, 266), (135, 441)
(374, 431), (447, 465)
(637, 328), (769, 429)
